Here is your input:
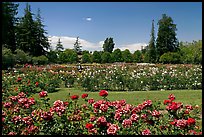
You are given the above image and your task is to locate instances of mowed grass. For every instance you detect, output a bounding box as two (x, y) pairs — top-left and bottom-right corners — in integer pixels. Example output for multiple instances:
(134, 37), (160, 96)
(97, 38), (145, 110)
(31, 88), (202, 127)
(31, 88), (202, 108)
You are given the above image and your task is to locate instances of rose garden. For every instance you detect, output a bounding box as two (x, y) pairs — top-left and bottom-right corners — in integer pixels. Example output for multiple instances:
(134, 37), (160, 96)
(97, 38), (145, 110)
(2, 63), (202, 135)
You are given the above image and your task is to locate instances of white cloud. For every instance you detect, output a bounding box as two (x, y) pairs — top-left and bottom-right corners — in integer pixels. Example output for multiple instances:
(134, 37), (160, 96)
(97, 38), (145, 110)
(48, 36), (102, 51)
(118, 43), (148, 53)
(48, 36), (147, 53)
(85, 17), (92, 21)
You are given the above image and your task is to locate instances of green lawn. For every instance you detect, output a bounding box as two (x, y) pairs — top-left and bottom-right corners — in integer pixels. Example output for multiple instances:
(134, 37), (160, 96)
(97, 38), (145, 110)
(31, 88), (202, 108)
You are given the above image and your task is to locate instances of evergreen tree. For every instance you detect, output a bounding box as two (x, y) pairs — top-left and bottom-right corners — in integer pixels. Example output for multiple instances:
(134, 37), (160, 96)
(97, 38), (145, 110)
(16, 3), (36, 55)
(16, 3), (50, 56)
(156, 14), (179, 60)
(146, 20), (156, 63)
(102, 37), (115, 53)
(73, 36), (82, 54)
(34, 8), (50, 56)
(2, 2), (19, 52)
(55, 38), (64, 51)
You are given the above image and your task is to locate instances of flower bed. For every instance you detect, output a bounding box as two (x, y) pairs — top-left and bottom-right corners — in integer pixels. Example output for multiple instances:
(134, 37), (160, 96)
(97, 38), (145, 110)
(2, 90), (202, 135)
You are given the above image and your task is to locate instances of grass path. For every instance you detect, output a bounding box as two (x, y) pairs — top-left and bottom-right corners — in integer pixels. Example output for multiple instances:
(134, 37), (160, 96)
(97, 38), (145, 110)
(31, 88), (202, 107)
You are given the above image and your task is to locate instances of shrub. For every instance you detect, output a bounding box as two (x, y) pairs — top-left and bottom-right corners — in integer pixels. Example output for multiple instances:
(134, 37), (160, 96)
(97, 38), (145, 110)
(32, 55), (48, 65)
(2, 47), (16, 69)
(159, 52), (181, 64)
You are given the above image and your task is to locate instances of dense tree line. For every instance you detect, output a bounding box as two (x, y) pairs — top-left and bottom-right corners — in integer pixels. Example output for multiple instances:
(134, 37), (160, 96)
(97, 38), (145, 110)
(2, 3), (202, 69)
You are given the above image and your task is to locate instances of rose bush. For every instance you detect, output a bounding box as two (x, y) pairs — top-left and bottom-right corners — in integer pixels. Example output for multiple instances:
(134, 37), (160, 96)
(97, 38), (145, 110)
(2, 90), (202, 135)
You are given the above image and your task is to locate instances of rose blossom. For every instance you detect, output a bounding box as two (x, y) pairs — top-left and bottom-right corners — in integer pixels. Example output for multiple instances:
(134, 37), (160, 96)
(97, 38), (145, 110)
(107, 124), (120, 135)
(142, 129), (151, 135)
(168, 94), (175, 101)
(176, 119), (187, 129)
(122, 119), (132, 128)
(130, 113), (139, 122)
(97, 116), (107, 126)
(99, 90), (108, 97)
(3, 102), (12, 108)
(99, 104), (108, 112)
(88, 98), (95, 104)
(81, 93), (88, 99)
(39, 91), (47, 98)
(70, 95), (79, 100)
(187, 118), (196, 126)
(114, 112), (122, 121)
(85, 123), (94, 129)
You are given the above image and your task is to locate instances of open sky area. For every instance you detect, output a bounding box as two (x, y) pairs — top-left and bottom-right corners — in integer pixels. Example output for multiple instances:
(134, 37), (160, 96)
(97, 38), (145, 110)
(16, 2), (202, 52)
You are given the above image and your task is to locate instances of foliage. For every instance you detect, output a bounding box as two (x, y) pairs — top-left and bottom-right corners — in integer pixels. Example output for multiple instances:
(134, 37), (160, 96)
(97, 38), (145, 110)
(2, 2), (19, 53)
(122, 49), (133, 63)
(101, 52), (113, 63)
(132, 50), (142, 63)
(159, 52), (181, 64)
(112, 48), (124, 62)
(15, 49), (31, 64)
(82, 53), (92, 63)
(32, 55), (49, 65)
(2, 89), (202, 135)
(156, 14), (179, 60)
(16, 3), (50, 57)
(145, 20), (156, 63)
(58, 49), (78, 64)
(73, 37), (82, 55)
(2, 47), (16, 69)
(179, 40), (202, 64)
(92, 51), (102, 63)
(47, 50), (58, 63)
(102, 37), (115, 53)
(55, 38), (64, 52)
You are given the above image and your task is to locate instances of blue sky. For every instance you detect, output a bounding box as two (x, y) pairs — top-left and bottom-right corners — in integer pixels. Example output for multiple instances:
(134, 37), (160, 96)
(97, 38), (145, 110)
(16, 2), (202, 52)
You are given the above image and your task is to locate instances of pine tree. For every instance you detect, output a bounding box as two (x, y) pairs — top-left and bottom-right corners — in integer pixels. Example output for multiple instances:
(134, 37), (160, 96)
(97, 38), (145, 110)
(102, 37), (115, 53)
(156, 14), (179, 60)
(73, 36), (82, 54)
(55, 38), (64, 51)
(34, 8), (50, 56)
(16, 3), (50, 56)
(16, 3), (37, 55)
(146, 20), (156, 63)
(2, 2), (19, 52)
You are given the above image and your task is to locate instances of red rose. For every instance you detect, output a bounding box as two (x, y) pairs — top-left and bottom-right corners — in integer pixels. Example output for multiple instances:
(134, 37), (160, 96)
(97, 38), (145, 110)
(71, 95), (79, 100)
(63, 101), (69, 106)
(163, 99), (171, 105)
(187, 118), (196, 126)
(35, 82), (39, 87)
(39, 91), (47, 98)
(81, 93), (88, 99)
(17, 77), (22, 82)
(85, 123), (94, 129)
(168, 94), (175, 101)
(99, 90), (108, 97)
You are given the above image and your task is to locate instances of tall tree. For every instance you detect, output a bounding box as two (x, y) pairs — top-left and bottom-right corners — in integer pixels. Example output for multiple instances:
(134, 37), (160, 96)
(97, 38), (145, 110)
(2, 2), (19, 52)
(102, 37), (115, 53)
(73, 36), (82, 55)
(92, 51), (102, 63)
(16, 3), (50, 57)
(16, 3), (36, 55)
(34, 8), (50, 56)
(112, 48), (123, 62)
(55, 38), (64, 51)
(122, 49), (133, 63)
(156, 14), (179, 60)
(146, 20), (156, 63)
